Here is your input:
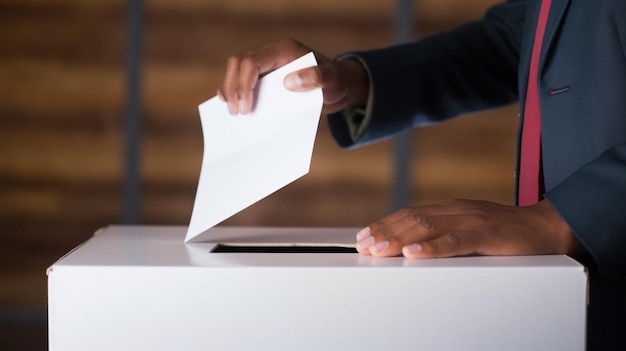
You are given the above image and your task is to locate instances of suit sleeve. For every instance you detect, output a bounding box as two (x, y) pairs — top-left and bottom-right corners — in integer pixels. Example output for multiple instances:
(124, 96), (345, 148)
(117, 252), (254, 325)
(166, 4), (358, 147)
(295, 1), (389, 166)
(546, 144), (626, 284)
(328, 0), (526, 147)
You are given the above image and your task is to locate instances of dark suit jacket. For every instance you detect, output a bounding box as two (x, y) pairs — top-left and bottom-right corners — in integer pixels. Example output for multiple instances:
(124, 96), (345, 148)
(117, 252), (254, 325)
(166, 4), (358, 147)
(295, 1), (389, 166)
(327, 0), (626, 349)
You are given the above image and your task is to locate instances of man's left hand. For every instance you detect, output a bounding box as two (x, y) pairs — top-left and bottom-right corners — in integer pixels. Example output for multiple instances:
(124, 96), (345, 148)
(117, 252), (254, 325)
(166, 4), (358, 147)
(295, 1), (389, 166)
(355, 199), (584, 258)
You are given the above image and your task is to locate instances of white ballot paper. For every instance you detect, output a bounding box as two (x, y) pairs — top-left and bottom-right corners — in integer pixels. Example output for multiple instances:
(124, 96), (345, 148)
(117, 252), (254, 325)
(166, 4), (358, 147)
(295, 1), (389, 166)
(185, 53), (323, 242)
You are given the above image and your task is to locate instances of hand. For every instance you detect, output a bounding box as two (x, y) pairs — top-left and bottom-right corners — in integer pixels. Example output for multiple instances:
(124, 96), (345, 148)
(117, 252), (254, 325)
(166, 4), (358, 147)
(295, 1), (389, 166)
(217, 38), (369, 115)
(355, 199), (584, 258)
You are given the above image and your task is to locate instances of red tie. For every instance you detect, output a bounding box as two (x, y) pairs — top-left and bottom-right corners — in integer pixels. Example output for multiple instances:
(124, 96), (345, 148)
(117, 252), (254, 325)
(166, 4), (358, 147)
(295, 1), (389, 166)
(519, 0), (552, 207)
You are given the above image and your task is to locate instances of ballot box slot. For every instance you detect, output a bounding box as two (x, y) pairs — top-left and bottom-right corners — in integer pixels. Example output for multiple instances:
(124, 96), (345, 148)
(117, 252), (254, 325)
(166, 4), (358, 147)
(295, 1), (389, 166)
(211, 244), (357, 254)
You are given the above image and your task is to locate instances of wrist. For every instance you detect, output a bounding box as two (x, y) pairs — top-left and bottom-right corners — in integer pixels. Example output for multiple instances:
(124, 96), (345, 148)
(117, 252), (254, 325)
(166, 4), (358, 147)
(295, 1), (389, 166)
(534, 200), (585, 255)
(337, 58), (370, 108)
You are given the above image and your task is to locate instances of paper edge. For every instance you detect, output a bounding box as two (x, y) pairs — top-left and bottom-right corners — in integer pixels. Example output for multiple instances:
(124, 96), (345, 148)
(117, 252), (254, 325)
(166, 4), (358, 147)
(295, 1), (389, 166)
(185, 52), (322, 242)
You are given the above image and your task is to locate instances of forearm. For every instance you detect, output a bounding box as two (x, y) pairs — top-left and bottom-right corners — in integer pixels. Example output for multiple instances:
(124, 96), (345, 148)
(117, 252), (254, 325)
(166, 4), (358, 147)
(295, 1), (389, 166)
(328, 6), (524, 147)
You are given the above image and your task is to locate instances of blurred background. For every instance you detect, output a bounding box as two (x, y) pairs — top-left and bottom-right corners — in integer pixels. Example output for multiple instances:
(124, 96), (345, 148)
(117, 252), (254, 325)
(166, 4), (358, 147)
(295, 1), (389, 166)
(1, 0), (517, 349)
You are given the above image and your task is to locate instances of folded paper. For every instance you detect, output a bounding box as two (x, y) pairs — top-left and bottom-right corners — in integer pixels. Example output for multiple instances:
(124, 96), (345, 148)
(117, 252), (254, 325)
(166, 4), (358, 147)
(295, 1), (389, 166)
(186, 53), (323, 242)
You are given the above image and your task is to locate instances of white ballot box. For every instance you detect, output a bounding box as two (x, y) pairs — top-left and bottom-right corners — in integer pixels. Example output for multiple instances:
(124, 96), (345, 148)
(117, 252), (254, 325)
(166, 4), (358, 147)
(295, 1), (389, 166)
(48, 226), (587, 351)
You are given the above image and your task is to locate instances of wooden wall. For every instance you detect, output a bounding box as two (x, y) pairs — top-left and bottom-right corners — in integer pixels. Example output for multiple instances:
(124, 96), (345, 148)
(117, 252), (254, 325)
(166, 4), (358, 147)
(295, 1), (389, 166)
(0, 0), (516, 347)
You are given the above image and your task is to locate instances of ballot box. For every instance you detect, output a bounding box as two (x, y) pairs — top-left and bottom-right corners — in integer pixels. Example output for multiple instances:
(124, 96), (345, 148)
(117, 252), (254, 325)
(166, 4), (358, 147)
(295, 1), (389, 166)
(48, 225), (587, 351)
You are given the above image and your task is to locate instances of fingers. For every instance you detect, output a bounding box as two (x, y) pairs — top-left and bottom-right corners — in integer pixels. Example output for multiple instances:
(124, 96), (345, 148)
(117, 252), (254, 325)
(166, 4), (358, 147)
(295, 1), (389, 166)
(358, 228), (482, 260)
(220, 55), (242, 114)
(219, 53), (269, 115)
(356, 228), (389, 256)
(237, 57), (262, 115)
(402, 231), (482, 259)
(218, 38), (311, 115)
(356, 207), (443, 257)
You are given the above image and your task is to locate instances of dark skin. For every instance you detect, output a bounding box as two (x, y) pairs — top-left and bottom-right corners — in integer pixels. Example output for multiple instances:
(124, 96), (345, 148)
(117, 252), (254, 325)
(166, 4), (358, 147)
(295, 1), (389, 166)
(217, 38), (585, 259)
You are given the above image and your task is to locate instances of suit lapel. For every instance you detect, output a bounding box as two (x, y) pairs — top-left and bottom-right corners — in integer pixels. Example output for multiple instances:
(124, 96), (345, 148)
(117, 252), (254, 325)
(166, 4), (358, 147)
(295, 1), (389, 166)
(519, 0), (572, 109)
(539, 0), (572, 76)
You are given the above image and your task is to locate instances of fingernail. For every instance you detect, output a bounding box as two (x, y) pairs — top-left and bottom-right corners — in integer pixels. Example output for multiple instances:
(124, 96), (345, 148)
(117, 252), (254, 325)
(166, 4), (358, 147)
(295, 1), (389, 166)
(356, 227), (370, 241)
(238, 100), (247, 114)
(227, 101), (237, 115)
(370, 240), (389, 253)
(403, 244), (422, 255)
(284, 73), (302, 90)
(356, 236), (375, 251)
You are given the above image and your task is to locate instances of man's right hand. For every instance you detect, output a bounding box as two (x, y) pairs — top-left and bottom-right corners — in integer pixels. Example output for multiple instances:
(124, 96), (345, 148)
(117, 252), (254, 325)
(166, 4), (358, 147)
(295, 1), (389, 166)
(217, 38), (369, 115)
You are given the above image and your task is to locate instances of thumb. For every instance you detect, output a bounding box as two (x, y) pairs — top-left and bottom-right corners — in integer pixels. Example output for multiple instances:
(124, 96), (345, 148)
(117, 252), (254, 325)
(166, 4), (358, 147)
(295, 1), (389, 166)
(283, 67), (322, 92)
